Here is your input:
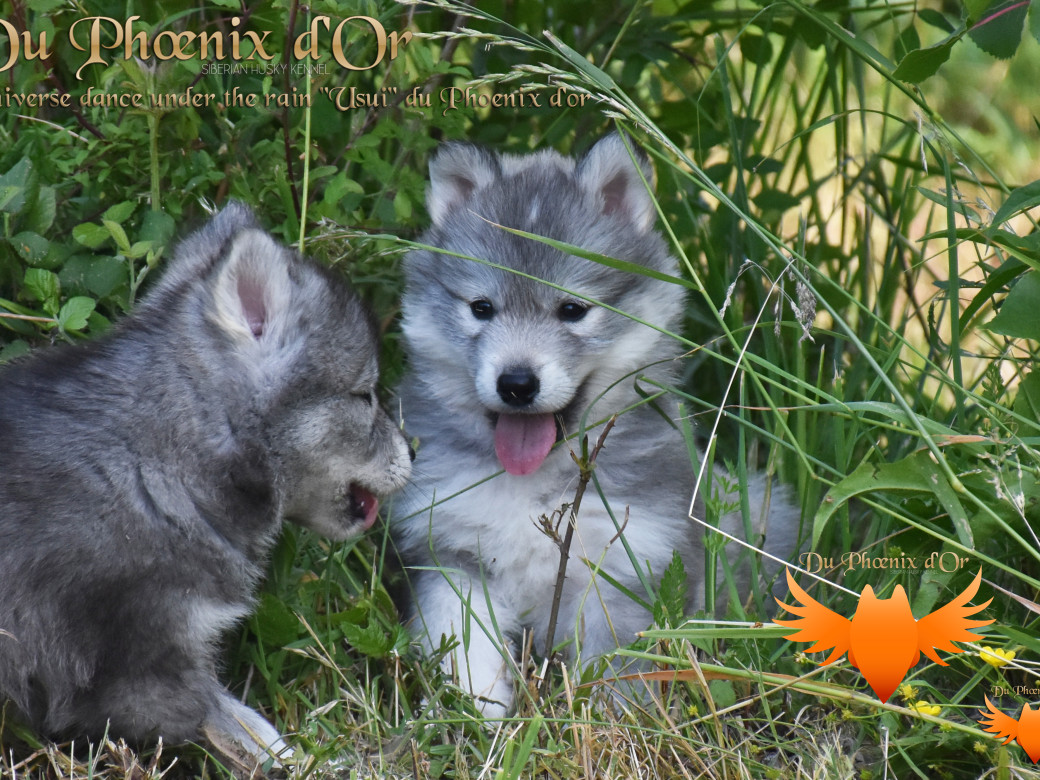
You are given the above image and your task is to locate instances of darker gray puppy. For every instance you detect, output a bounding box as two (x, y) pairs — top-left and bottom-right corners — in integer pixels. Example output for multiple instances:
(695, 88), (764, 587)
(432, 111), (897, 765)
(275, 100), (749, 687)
(0, 204), (411, 771)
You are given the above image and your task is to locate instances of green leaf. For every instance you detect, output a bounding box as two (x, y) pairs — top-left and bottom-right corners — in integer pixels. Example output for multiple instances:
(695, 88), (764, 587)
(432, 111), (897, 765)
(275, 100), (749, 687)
(653, 550), (688, 629)
(57, 296), (96, 332)
(102, 219), (131, 254)
(251, 592), (301, 648)
(139, 210), (176, 246)
(992, 178), (1040, 225)
(103, 201), (136, 224)
(964, 0), (995, 21)
(919, 9), (957, 33)
(10, 231), (50, 265)
(968, 0), (1028, 59)
(60, 255), (127, 298)
(0, 158), (32, 214)
(814, 452), (972, 548)
(125, 241), (154, 260)
(929, 226), (1040, 272)
(960, 257), (1026, 331)
(340, 617), (392, 658)
(23, 268), (60, 312)
(1013, 371), (1040, 436)
(752, 188), (802, 213)
(0, 186), (22, 213)
(739, 33), (774, 64)
(393, 190), (413, 221)
(21, 185), (56, 234)
(73, 222), (112, 249)
(0, 340), (31, 363)
(895, 23), (921, 61)
(983, 270), (1040, 339)
(917, 186), (980, 222)
(892, 36), (961, 82)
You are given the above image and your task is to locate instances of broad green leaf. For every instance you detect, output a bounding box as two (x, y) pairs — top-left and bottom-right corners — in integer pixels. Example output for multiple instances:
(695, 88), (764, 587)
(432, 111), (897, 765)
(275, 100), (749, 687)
(21, 185), (56, 234)
(892, 36), (961, 82)
(928, 226), (1040, 272)
(0, 185), (22, 213)
(917, 186), (980, 222)
(0, 340), (30, 362)
(340, 618), (392, 658)
(919, 9), (957, 33)
(960, 257), (1026, 331)
(60, 255), (127, 298)
(983, 270), (1040, 340)
(103, 201), (136, 224)
(895, 23), (921, 61)
(752, 188), (802, 213)
(102, 219), (131, 254)
(139, 209), (176, 246)
(393, 190), (413, 221)
(992, 178), (1040, 225)
(73, 222), (112, 249)
(968, 0), (1028, 59)
(251, 592), (301, 647)
(126, 241), (154, 260)
(10, 231), (49, 265)
(57, 296), (96, 332)
(1013, 371), (1040, 436)
(23, 268), (60, 312)
(965, 0), (996, 21)
(0, 158), (32, 214)
(814, 452), (972, 548)
(653, 550), (688, 629)
(739, 33), (774, 64)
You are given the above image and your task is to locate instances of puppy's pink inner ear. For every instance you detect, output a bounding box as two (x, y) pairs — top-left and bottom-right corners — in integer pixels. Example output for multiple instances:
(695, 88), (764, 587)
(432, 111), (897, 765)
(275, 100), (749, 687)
(600, 172), (631, 218)
(237, 275), (267, 338)
(449, 174), (477, 203)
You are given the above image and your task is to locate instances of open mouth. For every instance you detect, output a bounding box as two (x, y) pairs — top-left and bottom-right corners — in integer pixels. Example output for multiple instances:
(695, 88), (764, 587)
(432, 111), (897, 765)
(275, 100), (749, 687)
(347, 484), (380, 529)
(486, 394), (582, 477)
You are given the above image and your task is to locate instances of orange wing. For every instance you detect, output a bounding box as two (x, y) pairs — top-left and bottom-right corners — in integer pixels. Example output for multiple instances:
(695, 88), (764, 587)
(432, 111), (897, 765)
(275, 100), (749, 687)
(914, 570), (993, 666)
(774, 568), (852, 665)
(978, 696), (1020, 745)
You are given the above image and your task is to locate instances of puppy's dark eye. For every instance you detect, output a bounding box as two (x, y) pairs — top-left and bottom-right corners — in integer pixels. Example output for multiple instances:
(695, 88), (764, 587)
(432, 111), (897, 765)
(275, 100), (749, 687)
(557, 301), (588, 322)
(352, 390), (375, 406)
(470, 299), (494, 320)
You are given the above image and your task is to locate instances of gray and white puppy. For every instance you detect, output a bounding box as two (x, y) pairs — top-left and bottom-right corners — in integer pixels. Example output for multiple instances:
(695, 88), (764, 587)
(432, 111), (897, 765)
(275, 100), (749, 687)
(0, 204), (411, 770)
(391, 135), (798, 717)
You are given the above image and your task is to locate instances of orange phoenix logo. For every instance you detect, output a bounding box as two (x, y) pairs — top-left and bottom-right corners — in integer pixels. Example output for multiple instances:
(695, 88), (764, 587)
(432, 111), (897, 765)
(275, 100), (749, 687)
(979, 698), (1040, 763)
(775, 569), (992, 702)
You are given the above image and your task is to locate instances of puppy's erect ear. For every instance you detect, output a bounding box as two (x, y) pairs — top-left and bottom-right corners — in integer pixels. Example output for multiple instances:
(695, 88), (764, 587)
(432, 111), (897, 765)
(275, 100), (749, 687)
(427, 143), (500, 227)
(578, 134), (656, 233)
(211, 229), (295, 349)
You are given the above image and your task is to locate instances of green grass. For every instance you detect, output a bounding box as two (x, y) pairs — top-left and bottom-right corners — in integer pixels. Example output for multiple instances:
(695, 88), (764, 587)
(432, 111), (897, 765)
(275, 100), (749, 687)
(3, 0), (1040, 777)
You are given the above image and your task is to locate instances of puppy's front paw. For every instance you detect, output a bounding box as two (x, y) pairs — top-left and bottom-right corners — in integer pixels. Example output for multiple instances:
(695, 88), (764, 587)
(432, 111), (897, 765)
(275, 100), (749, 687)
(457, 649), (515, 719)
(203, 694), (294, 778)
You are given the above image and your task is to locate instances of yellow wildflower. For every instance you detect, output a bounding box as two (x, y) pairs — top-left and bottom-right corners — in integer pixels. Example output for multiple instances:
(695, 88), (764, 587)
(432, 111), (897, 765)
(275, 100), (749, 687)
(898, 683), (917, 701)
(980, 646), (1016, 667)
(910, 700), (941, 716)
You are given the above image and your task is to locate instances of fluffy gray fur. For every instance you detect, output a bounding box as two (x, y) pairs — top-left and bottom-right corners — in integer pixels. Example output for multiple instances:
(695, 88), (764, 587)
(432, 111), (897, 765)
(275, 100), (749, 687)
(391, 135), (799, 717)
(0, 203), (411, 770)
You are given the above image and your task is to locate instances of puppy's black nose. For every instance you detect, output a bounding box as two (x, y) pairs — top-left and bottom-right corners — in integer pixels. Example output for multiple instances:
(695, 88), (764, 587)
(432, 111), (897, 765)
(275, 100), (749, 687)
(497, 370), (540, 406)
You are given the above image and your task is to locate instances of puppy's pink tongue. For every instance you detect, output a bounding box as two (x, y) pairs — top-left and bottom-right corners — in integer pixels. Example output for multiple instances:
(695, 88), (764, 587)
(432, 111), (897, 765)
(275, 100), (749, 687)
(350, 484), (380, 529)
(494, 413), (556, 475)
